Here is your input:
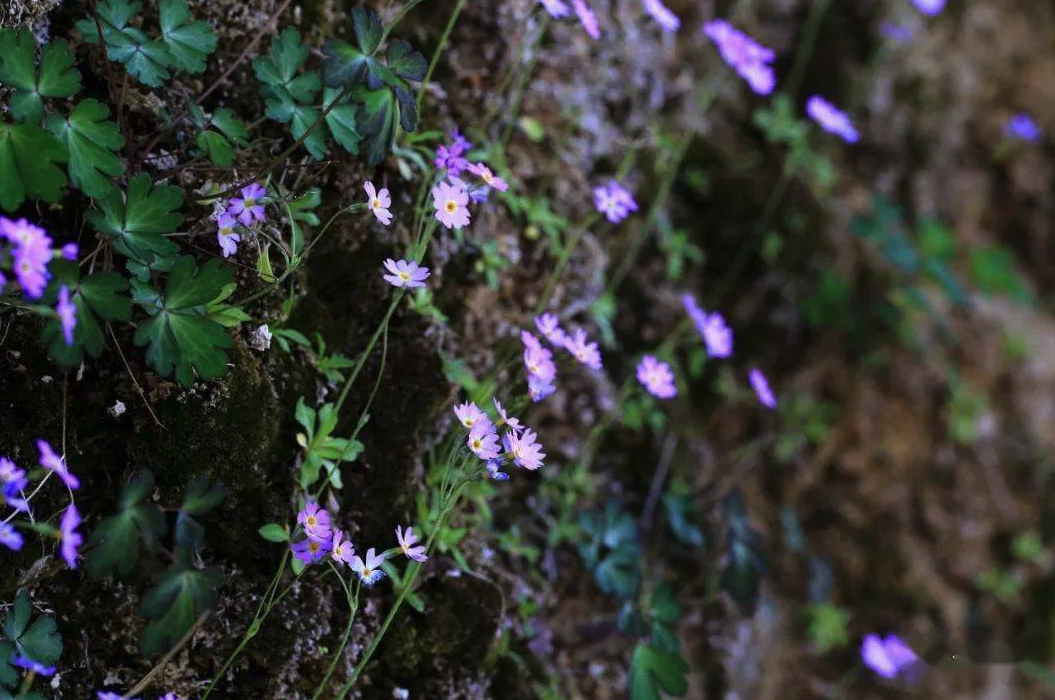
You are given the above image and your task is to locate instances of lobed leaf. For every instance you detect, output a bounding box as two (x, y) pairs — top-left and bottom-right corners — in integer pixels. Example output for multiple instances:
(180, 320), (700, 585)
(0, 121), (68, 212)
(158, 0), (217, 73)
(47, 98), (124, 198)
(0, 30), (81, 123)
(87, 172), (182, 268)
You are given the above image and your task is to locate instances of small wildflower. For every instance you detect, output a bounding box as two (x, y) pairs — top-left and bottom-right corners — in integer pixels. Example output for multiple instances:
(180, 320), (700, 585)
(0, 522), (23, 551)
(434, 145), (470, 176)
(297, 501), (332, 542)
(61, 242), (79, 260)
(229, 183), (267, 226)
(683, 294), (733, 358)
(593, 181), (638, 224)
(13, 655), (55, 676)
(523, 336), (557, 381)
(98, 692), (139, 700)
(382, 258), (431, 289)
(1005, 113), (1042, 142)
(641, 0), (680, 32)
(749, 368), (777, 408)
(466, 163), (509, 192)
(396, 524), (427, 562)
(365, 181), (393, 225)
(292, 536), (332, 565)
(56, 285), (77, 346)
(216, 214), (240, 258)
(60, 504), (82, 568)
(0, 457), (27, 494)
(911, 0), (945, 16)
(703, 19), (776, 95)
(331, 529), (355, 566)
(454, 402), (490, 430)
(572, 0), (601, 39)
(351, 547), (387, 585)
(38, 439), (78, 490)
(468, 422), (502, 461)
(535, 313), (568, 346)
(161, 694), (183, 700)
(861, 634), (918, 679)
(806, 96), (859, 144)
(449, 175), (490, 204)
(1, 217), (53, 299)
(503, 429), (546, 470)
(538, 0), (571, 18)
(528, 374), (556, 402)
(450, 128), (472, 153)
(493, 398), (523, 433)
(432, 180), (471, 229)
(486, 460), (510, 480)
(563, 327), (602, 370)
(636, 355), (677, 399)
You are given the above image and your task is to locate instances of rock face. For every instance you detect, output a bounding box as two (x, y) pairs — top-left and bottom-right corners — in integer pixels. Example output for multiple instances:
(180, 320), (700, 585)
(1, 0), (62, 28)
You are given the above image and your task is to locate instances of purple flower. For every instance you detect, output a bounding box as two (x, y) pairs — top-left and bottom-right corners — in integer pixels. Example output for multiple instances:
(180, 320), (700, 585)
(56, 284), (77, 346)
(351, 547), (387, 585)
(216, 214), (240, 258)
(454, 401), (491, 431)
(538, 0), (570, 18)
(879, 21), (913, 45)
(448, 175), (490, 204)
(432, 180), (471, 229)
(861, 633), (918, 679)
(38, 439), (78, 490)
(703, 19), (776, 96)
(60, 504), (82, 568)
(382, 258), (431, 288)
(1, 217), (53, 299)
(396, 524), (427, 562)
(1005, 113), (1042, 143)
(365, 181), (393, 225)
(641, 0), (680, 32)
(450, 128), (472, 154)
(527, 374), (556, 402)
(493, 398), (523, 433)
(228, 184), (267, 226)
(911, 0), (945, 16)
(468, 422), (501, 461)
(636, 355), (677, 399)
(593, 181), (638, 224)
(523, 336), (557, 386)
(486, 460), (510, 480)
(535, 313), (569, 346)
(683, 294), (733, 358)
(466, 163), (509, 192)
(292, 536), (332, 565)
(13, 655), (55, 676)
(563, 327), (602, 370)
(297, 501), (332, 542)
(1, 456), (27, 494)
(749, 368), (777, 408)
(503, 429), (546, 470)
(161, 694), (183, 700)
(806, 96), (859, 144)
(331, 529), (355, 566)
(0, 522), (23, 551)
(434, 145), (470, 176)
(572, 0), (600, 39)
(61, 242), (79, 260)
(98, 692), (139, 700)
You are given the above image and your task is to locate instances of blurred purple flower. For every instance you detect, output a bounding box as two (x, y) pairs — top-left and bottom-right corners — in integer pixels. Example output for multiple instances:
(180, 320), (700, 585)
(912, 0), (945, 16)
(641, 0), (679, 32)
(60, 504), (82, 568)
(38, 439), (79, 490)
(228, 184), (267, 226)
(396, 524), (427, 562)
(572, 0), (600, 39)
(749, 368), (777, 408)
(637, 355), (677, 399)
(861, 633), (918, 678)
(807, 96), (859, 143)
(57, 285), (77, 346)
(593, 181), (638, 223)
(703, 19), (776, 95)
(0, 522), (23, 551)
(1005, 113), (1042, 142)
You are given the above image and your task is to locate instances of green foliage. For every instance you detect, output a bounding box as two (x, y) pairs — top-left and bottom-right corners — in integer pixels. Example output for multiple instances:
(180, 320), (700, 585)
(47, 98), (124, 197)
(294, 398), (365, 489)
(0, 29), (81, 124)
(191, 105), (249, 167)
(132, 256), (234, 386)
(0, 121), (68, 212)
(86, 470), (166, 579)
(628, 642), (689, 700)
(657, 223), (702, 281)
(662, 492), (705, 549)
(720, 490), (766, 614)
(774, 393), (837, 463)
(806, 602), (850, 652)
(42, 259), (132, 365)
(1, 590), (62, 671)
(174, 475), (228, 551)
(139, 558), (222, 655)
(970, 245), (1033, 304)
(753, 95), (834, 192)
(579, 502), (640, 599)
(87, 172), (182, 271)
(77, 0), (216, 87)
(946, 376), (988, 446)
(258, 523), (289, 542)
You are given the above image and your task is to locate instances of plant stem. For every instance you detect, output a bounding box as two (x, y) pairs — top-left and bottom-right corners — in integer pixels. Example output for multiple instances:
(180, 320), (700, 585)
(784, 0), (835, 100)
(416, 0), (468, 111)
(310, 570), (360, 699)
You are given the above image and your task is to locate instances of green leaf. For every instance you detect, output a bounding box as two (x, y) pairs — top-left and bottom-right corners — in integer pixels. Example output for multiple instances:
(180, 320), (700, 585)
(353, 85), (398, 166)
(579, 502), (640, 599)
(321, 38), (382, 89)
(139, 564), (222, 655)
(253, 28), (320, 104)
(0, 121), (68, 212)
(0, 30), (81, 124)
(385, 39), (426, 81)
(86, 470), (166, 579)
(46, 98), (124, 198)
(323, 87), (360, 155)
(158, 0), (216, 73)
(196, 129), (234, 166)
(87, 172), (182, 268)
(210, 108), (249, 146)
(352, 6), (383, 55)
(181, 475), (228, 514)
(662, 493), (705, 549)
(0, 641), (16, 688)
(628, 643), (689, 700)
(266, 95), (327, 160)
(42, 259), (132, 365)
(258, 523), (288, 542)
(2, 591), (62, 667)
(132, 256), (233, 386)
(78, 0), (174, 87)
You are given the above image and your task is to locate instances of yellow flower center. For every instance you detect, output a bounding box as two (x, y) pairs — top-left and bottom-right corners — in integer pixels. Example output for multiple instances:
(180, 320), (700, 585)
(309, 541), (320, 553)
(445, 199), (458, 213)
(306, 515), (317, 528)
(481, 171), (493, 184)
(244, 198), (256, 207)
(372, 198), (382, 210)
(399, 271), (410, 281)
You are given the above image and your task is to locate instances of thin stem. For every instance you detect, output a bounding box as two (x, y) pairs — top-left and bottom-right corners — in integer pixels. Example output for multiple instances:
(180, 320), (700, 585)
(499, 16), (550, 150)
(784, 0), (835, 100)
(416, 0), (468, 112)
(310, 570), (360, 700)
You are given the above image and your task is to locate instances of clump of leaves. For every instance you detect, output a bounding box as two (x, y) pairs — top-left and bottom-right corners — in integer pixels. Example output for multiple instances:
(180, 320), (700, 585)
(628, 640), (689, 700)
(294, 398), (365, 489)
(0, 28), (81, 124)
(189, 105), (249, 167)
(753, 95), (834, 193)
(0, 590), (63, 690)
(87, 172), (183, 275)
(139, 553), (223, 655)
(579, 502), (641, 599)
(86, 470), (166, 579)
(0, 120), (68, 212)
(721, 489), (767, 614)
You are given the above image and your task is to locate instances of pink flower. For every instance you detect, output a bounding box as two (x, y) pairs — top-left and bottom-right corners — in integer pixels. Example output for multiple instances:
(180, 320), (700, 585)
(572, 0), (600, 39)
(538, 0), (571, 17)
(351, 547), (387, 585)
(331, 529), (355, 566)
(382, 258), (430, 288)
(468, 423), (501, 461)
(637, 355), (677, 399)
(38, 439), (78, 490)
(297, 501), (332, 542)
(503, 429), (546, 470)
(493, 398), (523, 433)
(365, 181), (393, 225)
(396, 524), (427, 562)
(535, 313), (568, 346)
(216, 214), (240, 258)
(432, 180), (471, 229)
(528, 374), (555, 402)
(563, 327), (602, 370)
(454, 401), (490, 430)
(466, 163), (509, 192)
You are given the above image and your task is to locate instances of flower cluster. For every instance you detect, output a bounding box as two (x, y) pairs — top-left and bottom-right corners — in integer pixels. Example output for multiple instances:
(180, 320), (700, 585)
(455, 398), (546, 476)
(1, 441), (82, 567)
(431, 131), (509, 231)
(214, 183), (268, 258)
(0, 217), (79, 344)
(523, 314), (603, 402)
(703, 20), (776, 96)
(807, 96), (859, 144)
(593, 181), (638, 224)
